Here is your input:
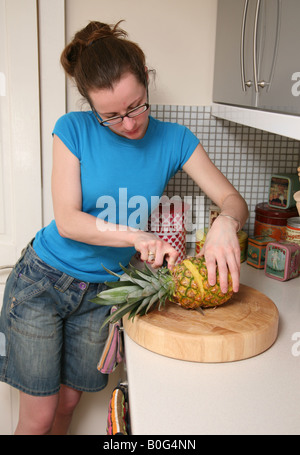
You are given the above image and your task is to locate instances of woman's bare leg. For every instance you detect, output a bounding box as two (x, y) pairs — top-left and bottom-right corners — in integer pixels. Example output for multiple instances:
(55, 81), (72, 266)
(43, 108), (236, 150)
(14, 391), (59, 435)
(14, 385), (82, 435)
(50, 385), (82, 435)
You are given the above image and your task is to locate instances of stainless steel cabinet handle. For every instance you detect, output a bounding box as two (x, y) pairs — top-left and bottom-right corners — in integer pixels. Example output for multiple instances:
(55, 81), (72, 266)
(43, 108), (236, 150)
(253, 0), (272, 92)
(254, 0), (280, 92)
(253, 0), (261, 93)
(264, 0), (281, 93)
(241, 0), (252, 91)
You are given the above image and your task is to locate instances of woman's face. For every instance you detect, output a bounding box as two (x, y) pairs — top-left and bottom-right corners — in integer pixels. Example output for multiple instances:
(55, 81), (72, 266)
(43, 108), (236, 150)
(89, 72), (149, 140)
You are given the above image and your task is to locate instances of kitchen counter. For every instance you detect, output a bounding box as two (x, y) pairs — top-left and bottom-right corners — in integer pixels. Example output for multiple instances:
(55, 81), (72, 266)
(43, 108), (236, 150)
(124, 263), (300, 435)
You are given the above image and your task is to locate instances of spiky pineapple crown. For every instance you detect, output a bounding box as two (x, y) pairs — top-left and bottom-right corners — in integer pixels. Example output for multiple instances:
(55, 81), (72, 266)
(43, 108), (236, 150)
(92, 262), (175, 329)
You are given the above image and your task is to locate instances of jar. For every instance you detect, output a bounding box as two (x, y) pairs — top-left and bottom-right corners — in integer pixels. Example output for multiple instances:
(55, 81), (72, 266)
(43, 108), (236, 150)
(195, 229), (206, 254)
(265, 241), (300, 281)
(254, 203), (298, 241)
(268, 173), (300, 209)
(286, 217), (300, 245)
(148, 201), (189, 263)
(238, 230), (248, 263)
(155, 230), (186, 263)
(148, 201), (189, 233)
(247, 235), (273, 269)
(195, 229), (247, 263)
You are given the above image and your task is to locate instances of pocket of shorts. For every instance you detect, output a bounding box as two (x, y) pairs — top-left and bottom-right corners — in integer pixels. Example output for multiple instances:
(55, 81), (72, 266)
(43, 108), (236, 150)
(9, 266), (55, 339)
(10, 262), (52, 307)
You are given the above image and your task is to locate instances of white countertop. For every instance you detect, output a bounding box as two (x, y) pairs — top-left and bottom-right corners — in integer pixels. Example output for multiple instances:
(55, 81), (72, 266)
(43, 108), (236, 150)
(124, 263), (300, 435)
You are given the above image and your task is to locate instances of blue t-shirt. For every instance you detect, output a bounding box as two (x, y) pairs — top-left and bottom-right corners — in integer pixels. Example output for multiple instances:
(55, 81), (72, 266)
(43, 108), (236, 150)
(33, 112), (199, 282)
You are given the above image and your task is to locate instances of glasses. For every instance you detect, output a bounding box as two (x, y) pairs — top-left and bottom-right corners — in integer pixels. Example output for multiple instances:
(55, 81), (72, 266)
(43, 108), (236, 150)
(92, 102), (150, 127)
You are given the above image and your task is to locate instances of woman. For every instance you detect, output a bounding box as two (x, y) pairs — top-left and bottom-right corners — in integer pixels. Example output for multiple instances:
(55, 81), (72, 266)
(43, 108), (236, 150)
(0, 21), (248, 434)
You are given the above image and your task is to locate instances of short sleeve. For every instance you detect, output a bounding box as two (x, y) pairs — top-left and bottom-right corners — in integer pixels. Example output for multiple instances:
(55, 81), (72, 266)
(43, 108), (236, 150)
(52, 112), (82, 160)
(177, 126), (199, 169)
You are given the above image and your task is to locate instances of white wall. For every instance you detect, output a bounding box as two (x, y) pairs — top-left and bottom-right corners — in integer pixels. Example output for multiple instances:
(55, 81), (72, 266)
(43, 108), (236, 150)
(66, 0), (217, 110)
(0, 0), (43, 435)
(0, 0), (42, 264)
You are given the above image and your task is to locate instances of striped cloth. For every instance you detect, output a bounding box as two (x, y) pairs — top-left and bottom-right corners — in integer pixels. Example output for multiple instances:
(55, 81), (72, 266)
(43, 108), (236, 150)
(106, 386), (128, 435)
(97, 306), (124, 374)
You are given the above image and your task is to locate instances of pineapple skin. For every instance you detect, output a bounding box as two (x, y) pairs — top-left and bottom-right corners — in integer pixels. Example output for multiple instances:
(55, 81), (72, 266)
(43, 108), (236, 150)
(171, 257), (233, 309)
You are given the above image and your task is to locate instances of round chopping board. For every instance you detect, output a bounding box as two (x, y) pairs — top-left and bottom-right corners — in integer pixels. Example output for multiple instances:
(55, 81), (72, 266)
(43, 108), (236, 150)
(123, 284), (279, 363)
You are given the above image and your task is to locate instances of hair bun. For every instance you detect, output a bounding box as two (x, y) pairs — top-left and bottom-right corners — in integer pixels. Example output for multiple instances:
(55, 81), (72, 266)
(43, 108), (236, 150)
(85, 20), (127, 45)
(61, 20), (127, 77)
(60, 20), (148, 99)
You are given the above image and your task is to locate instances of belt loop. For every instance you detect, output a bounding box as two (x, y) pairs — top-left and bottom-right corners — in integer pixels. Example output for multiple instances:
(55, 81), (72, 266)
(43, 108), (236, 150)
(54, 273), (75, 292)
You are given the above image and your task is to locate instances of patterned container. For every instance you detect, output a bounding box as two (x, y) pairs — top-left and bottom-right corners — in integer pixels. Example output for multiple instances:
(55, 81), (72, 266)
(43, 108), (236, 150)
(247, 236), (273, 269)
(254, 202), (298, 241)
(148, 201), (189, 233)
(238, 230), (248, 263)
(148, 201), (188, 263)
(286, 217), (300, 246)
(268, 174), (300, 209)
(155, 230), (186, 263)
(265, 241), (300, 281)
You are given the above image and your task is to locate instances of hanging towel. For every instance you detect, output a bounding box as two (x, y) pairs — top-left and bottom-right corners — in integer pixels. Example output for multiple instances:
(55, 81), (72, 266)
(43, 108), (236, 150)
(106, 386), (128, 435)
(97, 306), (124, 374)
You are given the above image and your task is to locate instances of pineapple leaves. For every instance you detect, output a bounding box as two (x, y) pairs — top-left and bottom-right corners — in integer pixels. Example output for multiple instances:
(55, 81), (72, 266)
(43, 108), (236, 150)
(134, 268), (154, 283)
(105, 280), (134, 288)
(101, 263), (122, 279)
(96, 261), (173, 330)
(132, 296), (152, 318)
(91, 285), (140, 305)
(118, 263), (156, 289)
(100, 301), (140, 330)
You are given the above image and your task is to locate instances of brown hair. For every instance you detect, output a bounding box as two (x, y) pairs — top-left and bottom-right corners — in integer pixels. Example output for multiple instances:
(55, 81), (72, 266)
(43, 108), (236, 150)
(60, 21), (148, 102)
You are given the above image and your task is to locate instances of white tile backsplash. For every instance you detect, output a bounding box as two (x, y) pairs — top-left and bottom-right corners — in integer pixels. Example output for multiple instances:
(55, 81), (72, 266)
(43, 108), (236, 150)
(151, 104), (300, 243)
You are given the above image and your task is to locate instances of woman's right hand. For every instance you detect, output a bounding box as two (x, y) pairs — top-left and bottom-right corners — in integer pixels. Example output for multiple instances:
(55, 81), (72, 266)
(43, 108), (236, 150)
(133, 231), (179, 270)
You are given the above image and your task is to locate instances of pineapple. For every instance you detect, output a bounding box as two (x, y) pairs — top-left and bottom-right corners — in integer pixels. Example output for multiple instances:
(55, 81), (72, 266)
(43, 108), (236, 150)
(93, 257), (233, 329)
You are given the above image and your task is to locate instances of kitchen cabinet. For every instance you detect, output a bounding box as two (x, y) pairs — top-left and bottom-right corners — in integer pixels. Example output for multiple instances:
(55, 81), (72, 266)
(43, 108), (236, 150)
(213, 0), (300, 116)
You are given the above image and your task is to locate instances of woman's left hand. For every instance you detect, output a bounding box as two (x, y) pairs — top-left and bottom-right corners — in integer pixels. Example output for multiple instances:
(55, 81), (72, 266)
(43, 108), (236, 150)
(198, 215), (241, 294)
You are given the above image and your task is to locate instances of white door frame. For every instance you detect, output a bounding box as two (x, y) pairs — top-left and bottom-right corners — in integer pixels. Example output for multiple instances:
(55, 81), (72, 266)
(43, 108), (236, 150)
(38, 0), (66, 226)
(0, 0), (42, 267)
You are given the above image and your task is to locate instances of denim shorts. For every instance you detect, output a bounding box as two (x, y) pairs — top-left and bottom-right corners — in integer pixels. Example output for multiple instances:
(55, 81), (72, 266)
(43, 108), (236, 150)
(0, 242), (111, 396)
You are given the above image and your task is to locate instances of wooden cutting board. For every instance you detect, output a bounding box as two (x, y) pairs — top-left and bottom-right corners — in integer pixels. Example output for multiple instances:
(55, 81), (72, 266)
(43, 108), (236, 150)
(123, 284), (279, 363)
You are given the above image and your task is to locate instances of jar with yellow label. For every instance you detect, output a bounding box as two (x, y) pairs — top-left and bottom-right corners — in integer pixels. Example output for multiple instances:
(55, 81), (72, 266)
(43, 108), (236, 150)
(195, 229), (206, 254)
(286, 217), (300, 245)
(195, 228), (247, 263)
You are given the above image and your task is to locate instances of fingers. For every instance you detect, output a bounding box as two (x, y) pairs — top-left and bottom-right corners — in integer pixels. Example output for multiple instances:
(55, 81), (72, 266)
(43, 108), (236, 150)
(165, 252), (178, 270)
(152, 241), (179, 270)
(199, 214), (242, 293)
(204, 247), (240, 294)
(219, 253), (240, 293)
(134, 232), (179, 269)
(139, 243), (152, 262)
